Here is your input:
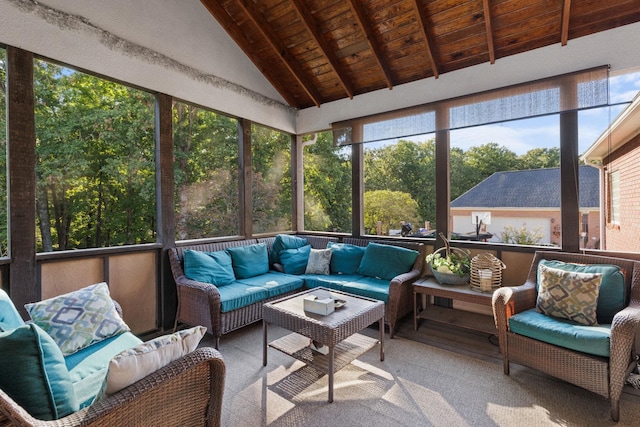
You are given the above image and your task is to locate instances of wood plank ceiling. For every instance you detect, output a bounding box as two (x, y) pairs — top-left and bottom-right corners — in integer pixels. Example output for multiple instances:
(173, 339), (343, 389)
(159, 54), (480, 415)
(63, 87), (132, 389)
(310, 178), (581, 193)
(202, 0), (640, 109)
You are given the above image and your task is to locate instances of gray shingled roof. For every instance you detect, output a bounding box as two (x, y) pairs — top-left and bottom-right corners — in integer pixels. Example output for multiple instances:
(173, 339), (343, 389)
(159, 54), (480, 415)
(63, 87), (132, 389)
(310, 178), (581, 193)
(451, 165), (599, 208)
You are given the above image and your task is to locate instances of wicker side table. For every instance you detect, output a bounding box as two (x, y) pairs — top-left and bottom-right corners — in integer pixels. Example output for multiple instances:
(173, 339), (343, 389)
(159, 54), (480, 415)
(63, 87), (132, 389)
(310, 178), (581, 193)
(263, 287), (385, 402)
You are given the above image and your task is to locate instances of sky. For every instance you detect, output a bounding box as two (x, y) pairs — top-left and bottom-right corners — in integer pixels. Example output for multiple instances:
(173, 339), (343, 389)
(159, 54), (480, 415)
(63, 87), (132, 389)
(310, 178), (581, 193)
(367, 68), (640, 157)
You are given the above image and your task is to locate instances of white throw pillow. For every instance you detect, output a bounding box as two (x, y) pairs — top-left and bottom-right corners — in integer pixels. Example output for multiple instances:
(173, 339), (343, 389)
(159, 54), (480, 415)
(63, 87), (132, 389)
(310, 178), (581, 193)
(305, 248), (332, 275)
(102, 325), (206, 396)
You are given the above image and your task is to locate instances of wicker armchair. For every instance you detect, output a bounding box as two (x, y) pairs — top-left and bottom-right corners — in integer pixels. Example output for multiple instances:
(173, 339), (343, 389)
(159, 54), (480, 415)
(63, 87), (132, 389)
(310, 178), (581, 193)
(492, 251), (640, 421)
(0, 347), (225, 427)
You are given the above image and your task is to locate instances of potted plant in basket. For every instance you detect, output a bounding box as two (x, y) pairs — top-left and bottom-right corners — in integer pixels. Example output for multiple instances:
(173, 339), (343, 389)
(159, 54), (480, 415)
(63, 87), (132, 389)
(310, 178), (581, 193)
(426, 232), (471, 285)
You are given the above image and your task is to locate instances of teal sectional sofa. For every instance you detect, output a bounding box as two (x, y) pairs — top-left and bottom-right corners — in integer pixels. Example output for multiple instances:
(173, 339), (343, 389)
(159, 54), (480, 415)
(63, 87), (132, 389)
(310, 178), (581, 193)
(169, 235), (426, 347)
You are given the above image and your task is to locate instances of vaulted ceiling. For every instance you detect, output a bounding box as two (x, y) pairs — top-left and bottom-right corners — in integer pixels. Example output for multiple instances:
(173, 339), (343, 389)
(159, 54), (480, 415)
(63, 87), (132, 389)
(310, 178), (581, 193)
(202, 0), (640, 110)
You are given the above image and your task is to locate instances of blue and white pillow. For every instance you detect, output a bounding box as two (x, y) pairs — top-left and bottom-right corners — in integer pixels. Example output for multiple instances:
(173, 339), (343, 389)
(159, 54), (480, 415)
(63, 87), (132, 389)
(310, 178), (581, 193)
(25, 282), (131, 356)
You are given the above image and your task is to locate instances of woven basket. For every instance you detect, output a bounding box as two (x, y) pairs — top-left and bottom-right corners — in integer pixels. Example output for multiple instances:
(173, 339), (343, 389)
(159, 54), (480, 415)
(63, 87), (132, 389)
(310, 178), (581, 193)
(469, 252), (506, 293)
(429, 245), (470, 286)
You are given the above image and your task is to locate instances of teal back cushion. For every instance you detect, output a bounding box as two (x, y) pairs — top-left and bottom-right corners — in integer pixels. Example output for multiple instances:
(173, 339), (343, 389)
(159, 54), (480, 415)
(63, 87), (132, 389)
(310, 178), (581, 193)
(327, 242), (365, 275)
(358, 242), (419, 280)
(0, 323), (79, 420)
(279, 245), (312, 275)
(538, 259), (626, 324)
(270, 234), (308, 265)
(183, 249), (236, 286)
(227, 243), (269, 279)
(0, 288), (25, 331)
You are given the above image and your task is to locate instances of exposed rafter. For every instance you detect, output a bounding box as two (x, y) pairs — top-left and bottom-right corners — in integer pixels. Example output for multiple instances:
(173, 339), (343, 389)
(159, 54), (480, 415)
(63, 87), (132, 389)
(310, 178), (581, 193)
(561, 0), (572, 46)
(290, 0), (354, 99)
(200, 0), (299, 108)
(236, 0), (322, 107)
(411, 0), (440, 78)
(482, 0), (496, 64)
(347, 0), (395, 89)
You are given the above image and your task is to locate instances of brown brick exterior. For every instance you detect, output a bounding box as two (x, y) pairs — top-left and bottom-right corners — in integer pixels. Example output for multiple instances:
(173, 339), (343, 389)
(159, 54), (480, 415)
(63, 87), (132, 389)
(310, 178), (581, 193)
(603, 133), (640, 251)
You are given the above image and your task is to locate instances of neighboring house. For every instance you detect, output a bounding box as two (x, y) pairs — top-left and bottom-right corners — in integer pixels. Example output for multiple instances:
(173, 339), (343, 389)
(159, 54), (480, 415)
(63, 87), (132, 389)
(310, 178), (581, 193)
(450, 165), (600, 247)
(582, 92), (640, 252)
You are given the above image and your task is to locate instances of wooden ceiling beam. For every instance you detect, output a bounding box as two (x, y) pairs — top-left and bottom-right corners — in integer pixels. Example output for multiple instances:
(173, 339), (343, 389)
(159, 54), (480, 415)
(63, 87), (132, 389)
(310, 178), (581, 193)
(561, 0), (572, 46)
(290, 0), (355, 99)
(411, 0), (440, 78)
(347, 0), (395, 89)
(200, 0), (300, 107)
(482, 0), (496, 64)
(236, 0), (323, 107)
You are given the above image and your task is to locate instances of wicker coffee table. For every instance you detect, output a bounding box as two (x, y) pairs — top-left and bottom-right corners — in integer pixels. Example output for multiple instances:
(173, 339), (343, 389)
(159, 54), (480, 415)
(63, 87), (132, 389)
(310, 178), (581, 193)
(263, 287), (385, 402)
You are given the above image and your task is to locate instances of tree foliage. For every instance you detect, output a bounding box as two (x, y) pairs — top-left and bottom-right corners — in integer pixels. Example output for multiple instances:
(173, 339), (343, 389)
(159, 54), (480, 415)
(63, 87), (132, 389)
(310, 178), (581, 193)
(363, 190), (419, 235)
(361, 138), (561, 232)
(303, 132), (352, 232)
(34, 61), (156, 251)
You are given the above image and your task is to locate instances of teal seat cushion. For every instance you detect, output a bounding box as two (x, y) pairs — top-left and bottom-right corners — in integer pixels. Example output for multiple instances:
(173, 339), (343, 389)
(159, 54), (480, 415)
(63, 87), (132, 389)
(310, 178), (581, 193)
(302, 274), (365, 291)
(217, 282), (269, 312)
(0, 323), (79, 420)
(357, 242), (418, 280)
(65, 331), (142, 408)
(538, 260), (626, 324)
(327, 242), (365, 275)
(509, 308), (611, 357)
(279, 245), (311, 275)
(227, 243), (269, 279)
(269, 234), (308, 265)
(344, 277), (390, 303)
(183, 249), (235, 286)
(0, 288), (25, 331)
(237, 272), (304, 298)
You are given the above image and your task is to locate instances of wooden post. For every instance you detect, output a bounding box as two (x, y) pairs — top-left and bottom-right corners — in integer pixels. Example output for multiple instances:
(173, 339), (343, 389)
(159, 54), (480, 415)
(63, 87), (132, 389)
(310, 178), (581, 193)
(7, 47), (37, 315)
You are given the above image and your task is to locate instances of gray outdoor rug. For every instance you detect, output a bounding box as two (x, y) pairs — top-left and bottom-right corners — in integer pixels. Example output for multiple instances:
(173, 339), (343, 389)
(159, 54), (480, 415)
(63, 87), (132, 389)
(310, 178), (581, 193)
(201, 323), (640, 426)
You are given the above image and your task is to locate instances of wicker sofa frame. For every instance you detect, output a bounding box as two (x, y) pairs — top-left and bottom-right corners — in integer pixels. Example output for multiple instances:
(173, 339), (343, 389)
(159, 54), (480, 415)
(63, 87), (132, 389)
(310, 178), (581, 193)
(492, 250), (640, 421)
(169, 235), (425, 348)
(0, 347), (225, 427)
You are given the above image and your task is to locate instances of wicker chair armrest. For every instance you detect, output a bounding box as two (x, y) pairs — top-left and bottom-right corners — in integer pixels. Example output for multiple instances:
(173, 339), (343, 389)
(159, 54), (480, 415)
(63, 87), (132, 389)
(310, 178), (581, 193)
(112, 299), (123, 318)
(609, 304), (640, 404)
(492, 280), (537, 338)
(391, 268), (422, 286)
(0, 347), (225, 427)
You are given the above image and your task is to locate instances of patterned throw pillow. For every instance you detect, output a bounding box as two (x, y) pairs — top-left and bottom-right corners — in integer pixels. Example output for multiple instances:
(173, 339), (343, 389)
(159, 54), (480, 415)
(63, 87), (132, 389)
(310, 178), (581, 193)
(536, 264), (603, 326)
(25, 282), (131, 356)
(305, 248), (332, 275)
(99, 326), (206, 397)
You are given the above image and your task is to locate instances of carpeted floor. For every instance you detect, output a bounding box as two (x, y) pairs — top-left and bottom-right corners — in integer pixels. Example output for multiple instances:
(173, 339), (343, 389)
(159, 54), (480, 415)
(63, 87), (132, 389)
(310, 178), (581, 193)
(201, 321), (640, 427)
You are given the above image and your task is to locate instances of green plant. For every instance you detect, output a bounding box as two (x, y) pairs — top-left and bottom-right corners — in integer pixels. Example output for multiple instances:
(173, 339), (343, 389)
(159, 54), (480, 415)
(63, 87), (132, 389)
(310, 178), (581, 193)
(426, 233), (471, 277)
(427, 250), (471, 277)
(501, 224), (543, 245)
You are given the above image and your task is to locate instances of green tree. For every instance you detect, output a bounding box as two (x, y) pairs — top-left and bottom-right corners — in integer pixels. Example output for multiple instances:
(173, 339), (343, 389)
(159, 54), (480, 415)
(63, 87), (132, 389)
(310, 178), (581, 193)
(364, 139), (436, 225)
(518, 147), (560, 169)
(363, 190), (419, 235)
(251, 124), (292, 233)
(173, 102), (239, 239)
(501, 224), (543, 245)
(34, 61), (156, 251)
(303, 132), (351, 232)
(464, 142), (519, 179)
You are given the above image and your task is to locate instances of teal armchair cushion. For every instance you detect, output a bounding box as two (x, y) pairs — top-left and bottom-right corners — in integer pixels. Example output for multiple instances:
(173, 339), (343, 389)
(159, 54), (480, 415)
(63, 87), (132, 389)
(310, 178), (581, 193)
(538, 259), (626, 324)
(345, 276), (390, 303)
(509, 308), (611, 357)
(65, 332), (142, 408)
(327, 242), (365, 275)
(237, 272), (304, 298)
(0, 288), (25, 331)
(227, 243), (269, 279)
(279, 245), (311, 275)
(269, 234), (308, 265)
(0, 323), (79, 420)
(183, 249), (235, 286)
(357, 242), (418, 280)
